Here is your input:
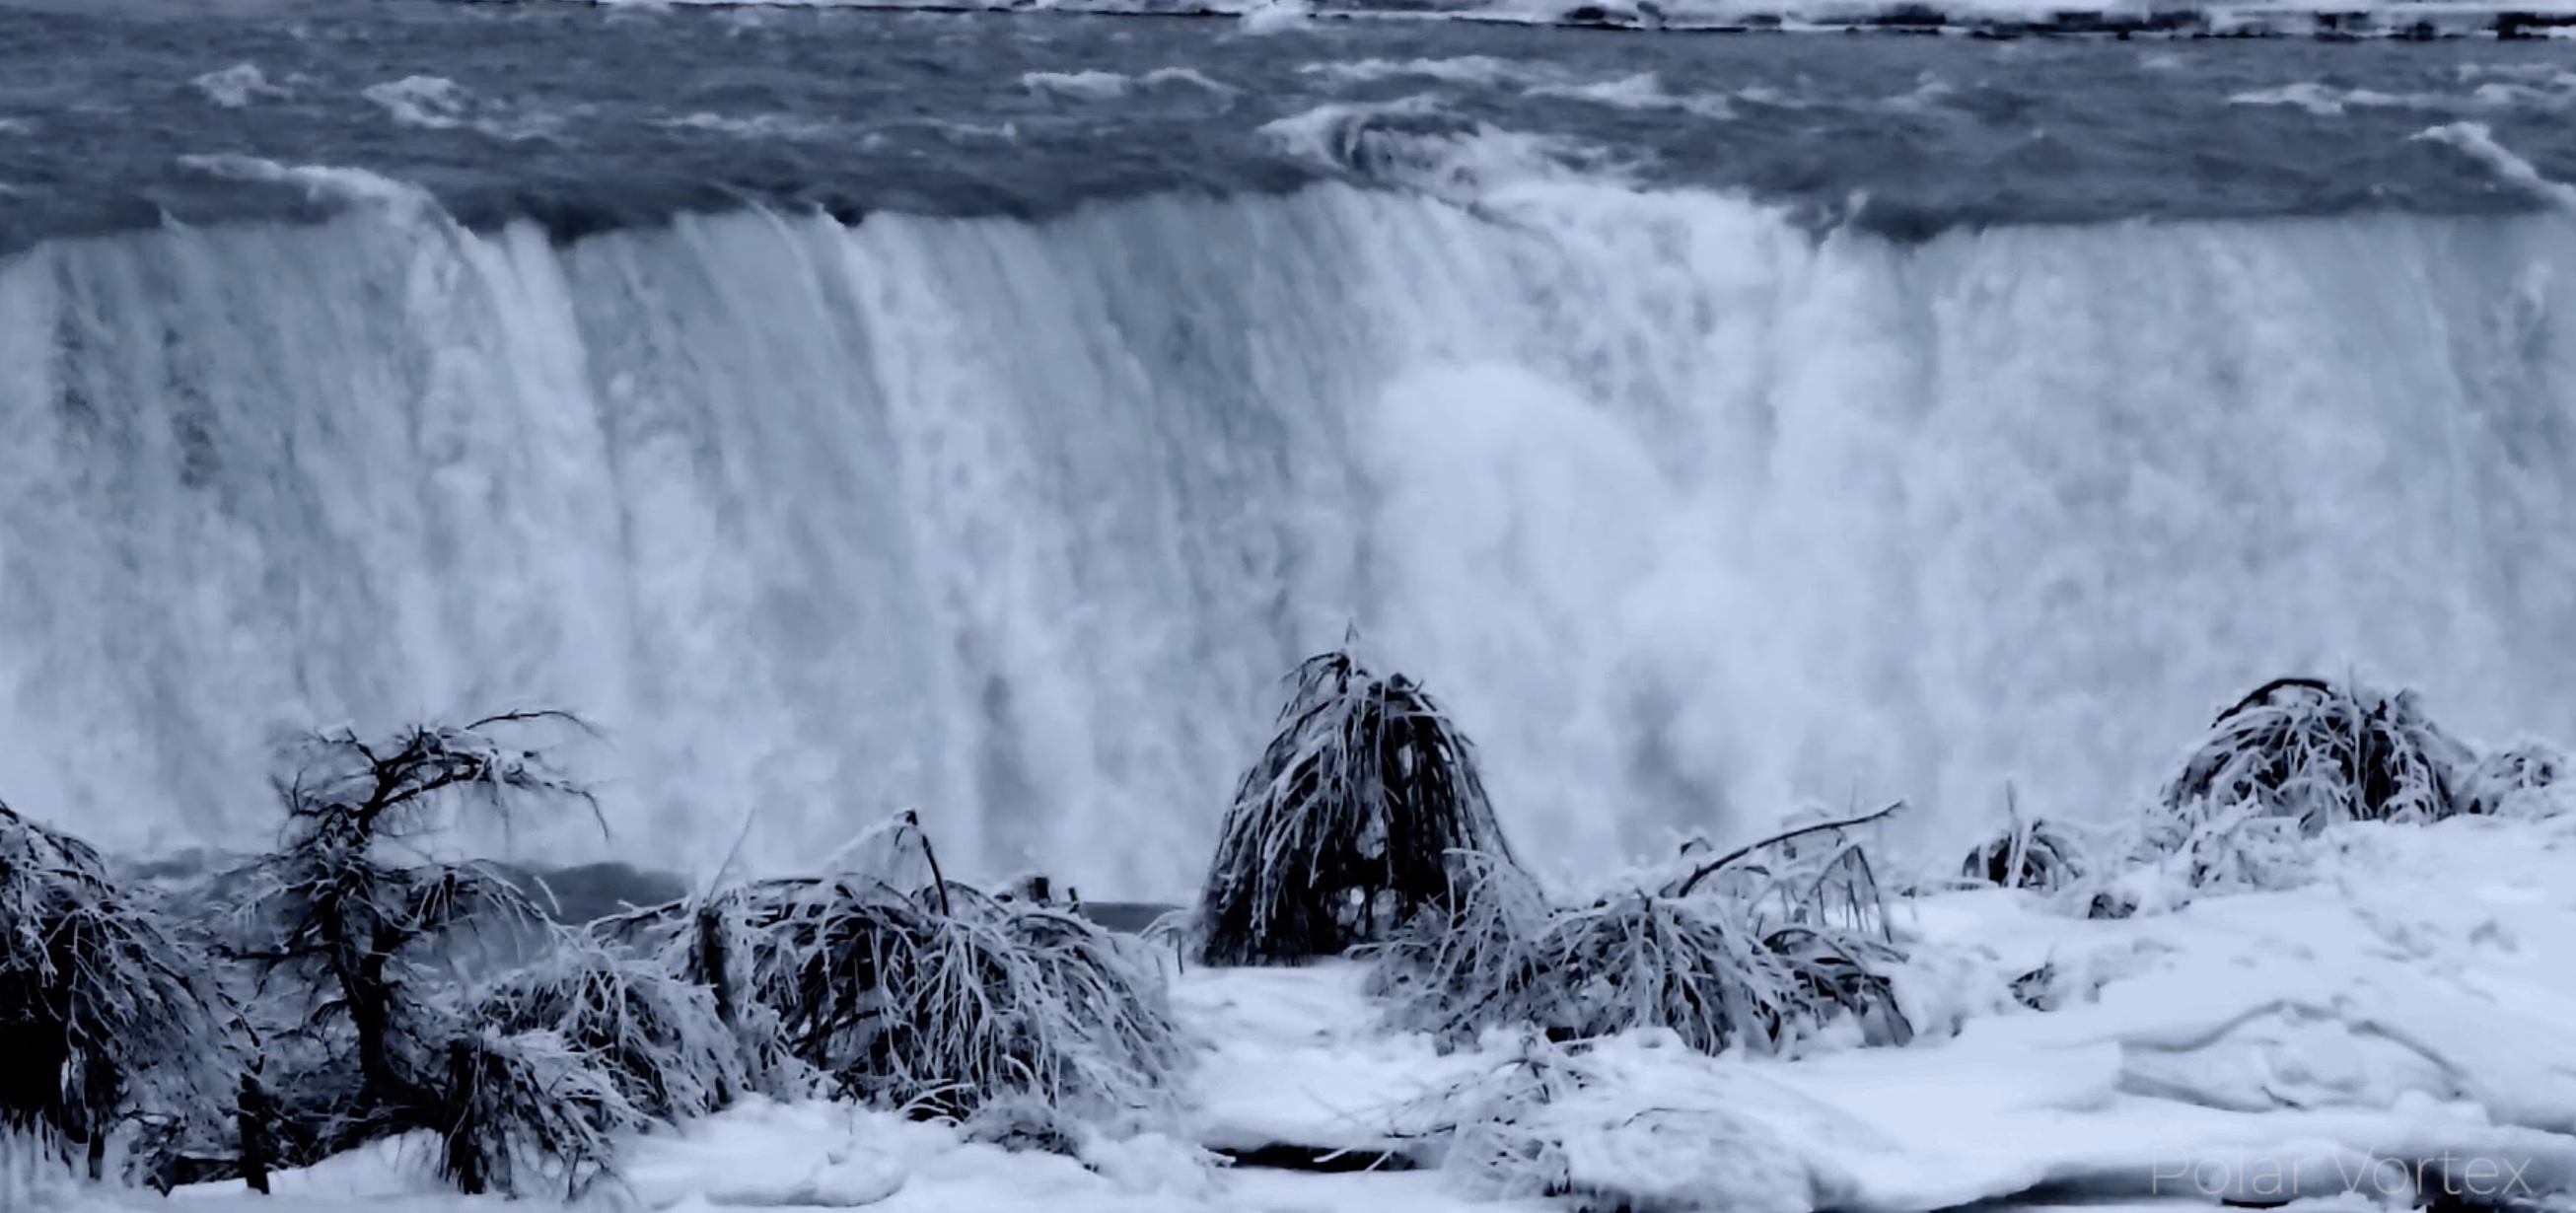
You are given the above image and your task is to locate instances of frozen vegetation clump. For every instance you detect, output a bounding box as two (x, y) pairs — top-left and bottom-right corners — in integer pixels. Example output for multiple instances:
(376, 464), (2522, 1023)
(0, 797), (234, 1182)
(2160, 677), (2473, 835)
(2100, 677), (2571, 912)
(1193, 650), (1517, 966)
(473, 931), (745, 1122)
(1958, 788), (2090, 893)
(429, 1025), (636, 1197)
(1416, 1032), (1595, 1202)
(1358, 852), (1564, 1045)
(1412, 1030), (1825, 1212)
(2454, 741), (2573, 820)
(2074, 797), (2318, 921)
(612, 811), (1187, 1137)
(1367, 803), (1911, 1057)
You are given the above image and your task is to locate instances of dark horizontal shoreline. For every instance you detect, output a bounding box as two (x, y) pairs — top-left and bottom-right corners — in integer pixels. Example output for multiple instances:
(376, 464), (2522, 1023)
(119, 847), (1183, 934)
(465, 0), (2576, 40)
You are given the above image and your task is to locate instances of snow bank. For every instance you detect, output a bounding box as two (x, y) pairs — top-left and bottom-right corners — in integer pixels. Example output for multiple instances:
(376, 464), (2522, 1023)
(1182, 812), (2576, 1211)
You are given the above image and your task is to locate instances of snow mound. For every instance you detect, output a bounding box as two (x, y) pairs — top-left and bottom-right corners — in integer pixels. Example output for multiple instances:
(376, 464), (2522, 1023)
(1181, 813), (2576, 1211)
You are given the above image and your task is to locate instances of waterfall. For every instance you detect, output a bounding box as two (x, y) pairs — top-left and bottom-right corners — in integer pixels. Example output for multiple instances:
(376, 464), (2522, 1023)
(5, 182), (2573, 898)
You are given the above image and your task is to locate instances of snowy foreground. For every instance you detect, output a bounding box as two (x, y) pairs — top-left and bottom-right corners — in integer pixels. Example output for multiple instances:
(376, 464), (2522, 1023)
(32, 813), (2576, 1213)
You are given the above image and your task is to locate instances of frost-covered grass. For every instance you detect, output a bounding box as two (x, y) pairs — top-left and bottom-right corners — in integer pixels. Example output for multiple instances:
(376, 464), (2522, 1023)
(2161, 676), (2473, 835)
(426, 1027), (635, 1199)
(591, 809), (1188, 1130)
(1956, 792), (2090, 894)
(472, 934), (744, 1122)
(736, 875), (1189, 1122)
(1366, 803), (1913, 1058)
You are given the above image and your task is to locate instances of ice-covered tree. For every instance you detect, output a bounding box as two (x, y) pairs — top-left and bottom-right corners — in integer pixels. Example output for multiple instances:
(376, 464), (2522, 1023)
(227, 712), (638, 1195)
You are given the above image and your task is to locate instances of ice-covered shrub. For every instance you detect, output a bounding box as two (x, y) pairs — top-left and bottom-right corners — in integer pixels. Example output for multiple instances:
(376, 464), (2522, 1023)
(475, 932), (744, 1121)
(433, 1026), (637, 1199)
(1420, 1031), (1827, 1211)
(738, 873), (1185, 1124)
(1674, 806), (1896, 936)
(227, 712), (640, 1194)
(0, 797), (233, 1179)
(582, 899), (809, 1109)
(1550, 887), (1904, 1053)
(1422, 1033), (1592, 1201)
(235, 713), (596, 1089)
(1533, 892), (1801, 1053)
(1370, 806), (1910, 1055)
(1364, 851), (1566, 1046)
(989, 898), (1189, 1105)
(2161, 678), (2473, 835)
(2455, 742), (2571, 820)
(2106, 796), (2316, 917)
(2105, 677), (2554, 909)
(1961, 806), (2089, 892)
(589, 812), (1183, 1133)
(1194, 650), (1518, 966)
(584, 816), (969, 1109)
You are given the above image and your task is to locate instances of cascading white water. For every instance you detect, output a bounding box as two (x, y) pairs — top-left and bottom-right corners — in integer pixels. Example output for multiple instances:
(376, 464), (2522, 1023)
(3, 181), (2573, 899)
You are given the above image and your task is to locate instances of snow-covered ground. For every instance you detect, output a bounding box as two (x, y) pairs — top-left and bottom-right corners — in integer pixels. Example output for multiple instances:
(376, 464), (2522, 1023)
(21, 812), (2576, 1213)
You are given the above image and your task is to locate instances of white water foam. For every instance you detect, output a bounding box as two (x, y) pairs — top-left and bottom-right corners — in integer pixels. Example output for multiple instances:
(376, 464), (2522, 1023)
(192, 64), (293, 110)
(1527, 73), (1737, 118)
(1257, 97), (1625, 200)
(1022, 67), (1238, 100)
(2233, 68), (2576, 118)
(1302, 58), (1757, 119)
(1298, 56), (1546, 88)
(2417, 121), (2576, 207)
(5, 181), (2576, 898)
(654, 111), (843, 141)
(174, 152), (442, 215)
(362, 76), (561, 143)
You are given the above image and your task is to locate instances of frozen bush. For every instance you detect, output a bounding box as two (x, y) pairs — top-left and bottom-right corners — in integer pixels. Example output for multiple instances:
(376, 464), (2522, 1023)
(1195, 651), (1518, 966)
